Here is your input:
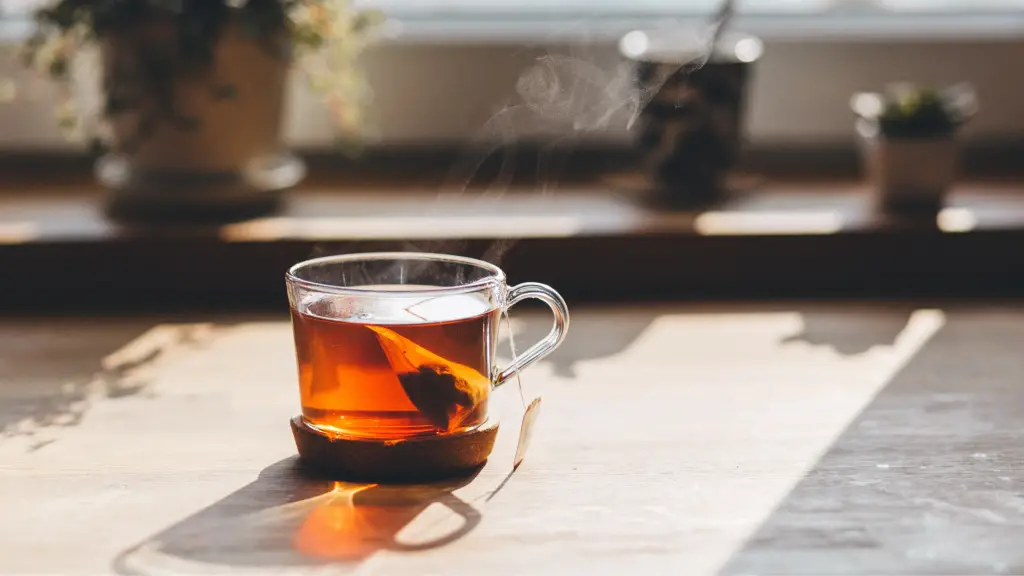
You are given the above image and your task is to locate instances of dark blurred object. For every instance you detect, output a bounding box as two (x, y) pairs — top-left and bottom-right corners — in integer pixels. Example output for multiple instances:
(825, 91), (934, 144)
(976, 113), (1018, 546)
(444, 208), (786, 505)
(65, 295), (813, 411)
(852, 83), (977, 216)
(622, 29), (763, 208)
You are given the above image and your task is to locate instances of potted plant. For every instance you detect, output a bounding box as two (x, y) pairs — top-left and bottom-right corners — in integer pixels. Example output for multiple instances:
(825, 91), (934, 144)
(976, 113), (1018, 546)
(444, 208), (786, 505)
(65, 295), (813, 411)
(621, 0), (764, 209)
(19, 0), (383, 222)
(851, 83), (977, 216)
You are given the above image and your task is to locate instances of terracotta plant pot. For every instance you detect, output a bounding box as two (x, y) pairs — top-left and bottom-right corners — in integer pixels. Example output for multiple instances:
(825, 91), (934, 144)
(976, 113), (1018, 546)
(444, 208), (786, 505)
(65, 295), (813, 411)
(97, 20), (305, 223)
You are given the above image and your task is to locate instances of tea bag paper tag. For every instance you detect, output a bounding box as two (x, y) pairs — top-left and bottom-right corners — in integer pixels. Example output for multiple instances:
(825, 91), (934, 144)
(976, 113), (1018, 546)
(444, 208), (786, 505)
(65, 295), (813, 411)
(513, 397), (542, 471)
(502, 309), (541, 471)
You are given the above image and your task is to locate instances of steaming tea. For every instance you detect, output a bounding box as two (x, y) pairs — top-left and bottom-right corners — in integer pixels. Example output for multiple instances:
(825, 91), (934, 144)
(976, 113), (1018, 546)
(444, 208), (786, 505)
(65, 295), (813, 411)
(291, 287), (500, 439)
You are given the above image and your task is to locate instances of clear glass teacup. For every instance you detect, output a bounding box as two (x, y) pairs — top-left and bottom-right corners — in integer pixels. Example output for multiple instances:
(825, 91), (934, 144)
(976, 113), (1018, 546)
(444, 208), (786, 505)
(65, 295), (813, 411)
(286, 252), (569, 440)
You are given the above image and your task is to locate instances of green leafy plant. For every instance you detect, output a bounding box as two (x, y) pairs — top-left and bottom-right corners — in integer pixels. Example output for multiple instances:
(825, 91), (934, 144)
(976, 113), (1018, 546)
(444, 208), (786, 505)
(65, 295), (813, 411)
(16, 0), (384, 152)
(878, 87), (955, 138)
(851, 83), (977, 140)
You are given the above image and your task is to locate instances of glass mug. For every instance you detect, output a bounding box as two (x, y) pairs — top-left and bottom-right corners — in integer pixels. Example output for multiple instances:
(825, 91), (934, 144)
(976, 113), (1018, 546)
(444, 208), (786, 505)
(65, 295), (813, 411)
(286, 252), (569, 440)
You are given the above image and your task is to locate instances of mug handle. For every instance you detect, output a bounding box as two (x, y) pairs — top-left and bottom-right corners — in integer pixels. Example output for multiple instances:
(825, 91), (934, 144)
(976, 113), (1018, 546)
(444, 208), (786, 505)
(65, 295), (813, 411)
(495, 282), (570, 387)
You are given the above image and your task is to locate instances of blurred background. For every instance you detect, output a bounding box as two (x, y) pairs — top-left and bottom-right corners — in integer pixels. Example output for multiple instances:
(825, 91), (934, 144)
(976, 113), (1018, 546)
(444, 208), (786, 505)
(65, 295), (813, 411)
(0, 0), (1021, 311)
(0, 0), (1020, 149)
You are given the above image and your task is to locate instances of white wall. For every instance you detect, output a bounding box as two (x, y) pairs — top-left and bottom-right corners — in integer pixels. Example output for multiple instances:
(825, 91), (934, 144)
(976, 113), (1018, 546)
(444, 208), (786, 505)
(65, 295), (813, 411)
(0, 35), (1021, 151)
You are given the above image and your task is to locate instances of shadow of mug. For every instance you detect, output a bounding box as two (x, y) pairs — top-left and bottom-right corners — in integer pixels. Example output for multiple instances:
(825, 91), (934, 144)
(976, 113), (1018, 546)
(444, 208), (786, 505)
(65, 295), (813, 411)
(113, 457), (483, 575)
(293, 479), (482, 561)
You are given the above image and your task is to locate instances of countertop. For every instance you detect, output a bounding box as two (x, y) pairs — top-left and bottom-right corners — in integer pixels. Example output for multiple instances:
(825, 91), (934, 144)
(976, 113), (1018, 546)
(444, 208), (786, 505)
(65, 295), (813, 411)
(2, 303), (1022, 574)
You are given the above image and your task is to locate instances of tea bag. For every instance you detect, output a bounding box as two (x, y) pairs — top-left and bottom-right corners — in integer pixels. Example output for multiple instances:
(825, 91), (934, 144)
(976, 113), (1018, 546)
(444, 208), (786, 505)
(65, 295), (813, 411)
(367, 325), (489, 431)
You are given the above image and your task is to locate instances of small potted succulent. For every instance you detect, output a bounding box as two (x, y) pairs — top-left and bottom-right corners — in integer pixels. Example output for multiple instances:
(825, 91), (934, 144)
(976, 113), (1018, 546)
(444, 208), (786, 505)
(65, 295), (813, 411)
(851, 83), (977, 215)
(18, 0), (383, 222)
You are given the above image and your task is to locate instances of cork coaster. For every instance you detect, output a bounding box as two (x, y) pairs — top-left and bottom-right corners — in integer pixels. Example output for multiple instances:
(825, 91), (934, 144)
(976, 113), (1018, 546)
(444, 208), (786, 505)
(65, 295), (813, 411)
(290, 416), (499, 483)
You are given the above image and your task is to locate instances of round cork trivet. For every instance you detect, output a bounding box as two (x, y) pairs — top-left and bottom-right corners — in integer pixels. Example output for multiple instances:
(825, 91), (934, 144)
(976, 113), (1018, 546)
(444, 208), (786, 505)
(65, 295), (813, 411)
(290, 416), (499, 483)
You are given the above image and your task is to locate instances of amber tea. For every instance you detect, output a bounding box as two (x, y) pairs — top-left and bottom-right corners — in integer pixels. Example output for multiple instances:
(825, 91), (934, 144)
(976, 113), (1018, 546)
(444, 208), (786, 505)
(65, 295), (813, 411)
(286, 253), (569, 446)
(291, 289), (500, 439)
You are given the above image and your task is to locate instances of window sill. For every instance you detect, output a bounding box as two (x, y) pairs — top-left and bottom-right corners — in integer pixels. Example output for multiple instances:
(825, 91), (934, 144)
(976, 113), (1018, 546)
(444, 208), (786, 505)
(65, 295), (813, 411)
(1, 139), (1021, 190)
(2, 178), (1023, 313)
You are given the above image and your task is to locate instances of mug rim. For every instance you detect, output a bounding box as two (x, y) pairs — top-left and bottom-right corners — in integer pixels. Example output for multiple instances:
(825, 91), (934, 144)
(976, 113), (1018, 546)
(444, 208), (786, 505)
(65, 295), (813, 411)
(285, 252), (507, 298)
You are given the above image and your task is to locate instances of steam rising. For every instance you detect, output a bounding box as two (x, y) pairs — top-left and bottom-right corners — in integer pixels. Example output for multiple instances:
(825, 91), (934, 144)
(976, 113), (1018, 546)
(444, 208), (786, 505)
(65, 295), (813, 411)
(440, 10), (729, 207)
(311, 3), (733, 275)
(516, 54), (637, 131)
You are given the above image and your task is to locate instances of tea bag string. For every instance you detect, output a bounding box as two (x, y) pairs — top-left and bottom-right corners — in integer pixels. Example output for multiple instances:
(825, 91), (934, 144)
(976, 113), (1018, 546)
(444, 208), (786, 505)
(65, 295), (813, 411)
(502, 309), (528, 409)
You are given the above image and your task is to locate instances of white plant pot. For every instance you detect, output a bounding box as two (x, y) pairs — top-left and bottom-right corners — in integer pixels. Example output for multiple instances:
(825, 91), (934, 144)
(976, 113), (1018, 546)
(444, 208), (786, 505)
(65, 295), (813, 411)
(98, 20), (305, 223)
(857, 120), (958, 215)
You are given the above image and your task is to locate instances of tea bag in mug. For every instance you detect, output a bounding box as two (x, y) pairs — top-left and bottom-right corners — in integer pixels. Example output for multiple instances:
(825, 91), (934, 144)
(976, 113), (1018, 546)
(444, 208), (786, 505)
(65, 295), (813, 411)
(367, 325), (489, 432)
